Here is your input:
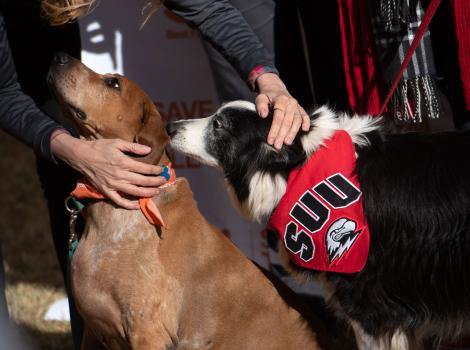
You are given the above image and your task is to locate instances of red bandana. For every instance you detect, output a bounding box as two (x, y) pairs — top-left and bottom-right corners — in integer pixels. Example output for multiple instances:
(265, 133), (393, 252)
(268, 130), (370, 273)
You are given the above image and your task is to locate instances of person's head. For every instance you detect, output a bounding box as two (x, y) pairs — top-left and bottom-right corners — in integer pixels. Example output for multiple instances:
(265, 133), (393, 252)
(41, 0), (162, 26)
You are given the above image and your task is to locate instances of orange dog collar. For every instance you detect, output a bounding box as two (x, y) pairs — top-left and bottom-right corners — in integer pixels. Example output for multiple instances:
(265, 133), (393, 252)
(70, 165), (176, 229)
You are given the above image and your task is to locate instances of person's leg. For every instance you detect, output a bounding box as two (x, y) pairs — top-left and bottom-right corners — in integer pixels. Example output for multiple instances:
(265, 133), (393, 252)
(201, 0), (275, 103)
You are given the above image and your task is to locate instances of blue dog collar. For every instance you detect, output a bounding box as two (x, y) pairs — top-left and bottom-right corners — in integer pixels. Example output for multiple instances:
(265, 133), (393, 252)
(160, 166), (171, 181)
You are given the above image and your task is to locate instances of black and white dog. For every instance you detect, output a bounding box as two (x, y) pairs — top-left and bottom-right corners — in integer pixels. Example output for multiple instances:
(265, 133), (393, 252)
(166, 101), (470, 350)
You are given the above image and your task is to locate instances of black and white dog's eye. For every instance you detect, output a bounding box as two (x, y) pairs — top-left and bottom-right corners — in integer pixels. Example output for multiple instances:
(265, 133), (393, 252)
(213, 119), (224, 129)
(104, 77), (120, 90)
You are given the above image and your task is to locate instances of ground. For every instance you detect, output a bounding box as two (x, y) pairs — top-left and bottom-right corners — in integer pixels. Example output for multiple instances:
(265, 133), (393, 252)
(0, 131), (73, 350)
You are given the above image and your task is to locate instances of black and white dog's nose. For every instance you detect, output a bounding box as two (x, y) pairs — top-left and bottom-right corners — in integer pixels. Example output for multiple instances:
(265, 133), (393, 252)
(166, 122), (181, 138)
(53, 52), (70, 65)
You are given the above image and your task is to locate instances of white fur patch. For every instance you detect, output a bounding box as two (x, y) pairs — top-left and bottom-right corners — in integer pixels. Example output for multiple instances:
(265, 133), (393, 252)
(244, 171), (287, 222)
(351, 321), (409, 350)
(337, 112), (382, 148)
(219, 100), (256, 113)
(301, 106), (381, 156)
(301, 106), (338, 155)
(169, 117), (219, 166)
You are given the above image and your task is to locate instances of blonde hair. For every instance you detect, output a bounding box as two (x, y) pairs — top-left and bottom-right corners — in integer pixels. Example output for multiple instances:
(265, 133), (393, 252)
(140, 1), (163, 29)
(41, 0), (97, 26)
(42, 0), (163, 27)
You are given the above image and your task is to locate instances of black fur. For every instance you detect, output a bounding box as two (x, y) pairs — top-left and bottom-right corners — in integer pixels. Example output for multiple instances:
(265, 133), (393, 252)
(168, 104), (470, 348)
(201, 106), (306, 203)
(337, 130), (470, 344)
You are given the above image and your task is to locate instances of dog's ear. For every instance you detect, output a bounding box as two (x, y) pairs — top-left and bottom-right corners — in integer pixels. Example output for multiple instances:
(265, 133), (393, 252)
(260, 142), (306, 169)
(134, 102), (169, 165)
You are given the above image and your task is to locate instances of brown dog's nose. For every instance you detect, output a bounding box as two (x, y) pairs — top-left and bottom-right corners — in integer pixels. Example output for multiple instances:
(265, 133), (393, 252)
(53, 52), (70, 65)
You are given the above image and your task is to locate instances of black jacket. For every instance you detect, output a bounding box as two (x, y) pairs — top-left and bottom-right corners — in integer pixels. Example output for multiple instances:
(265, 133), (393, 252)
(0, 13), (61, 161)
(165, 0), (275, 79)
(0, 1), (275, 162)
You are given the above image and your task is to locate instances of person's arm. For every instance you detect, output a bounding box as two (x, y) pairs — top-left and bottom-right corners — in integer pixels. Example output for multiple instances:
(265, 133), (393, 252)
(164, 0), (310, 149)
(0, 15), (165, 209)
(0, 15), (64, 161)
(164, 0), (273, 81)
(50, 134), (166, 209)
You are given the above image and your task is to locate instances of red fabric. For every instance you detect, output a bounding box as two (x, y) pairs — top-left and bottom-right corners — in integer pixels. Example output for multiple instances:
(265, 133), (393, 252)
(337, 0), (382, 115)
(268, 131), (370, 273)
(452, 0), (470, 111)
(338, 0), (470, 114)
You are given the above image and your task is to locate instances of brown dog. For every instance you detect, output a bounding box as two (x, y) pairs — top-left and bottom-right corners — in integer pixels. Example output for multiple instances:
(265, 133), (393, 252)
(48, 53), (326, 350)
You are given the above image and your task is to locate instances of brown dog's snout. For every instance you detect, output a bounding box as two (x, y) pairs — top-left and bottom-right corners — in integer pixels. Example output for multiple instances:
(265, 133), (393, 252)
(52, 51), (70, 66)
(48, 52), (75, 85)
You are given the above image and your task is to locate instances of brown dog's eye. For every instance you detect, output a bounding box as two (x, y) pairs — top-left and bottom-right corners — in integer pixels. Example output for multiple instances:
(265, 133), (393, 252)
(104, 77), (120, 90)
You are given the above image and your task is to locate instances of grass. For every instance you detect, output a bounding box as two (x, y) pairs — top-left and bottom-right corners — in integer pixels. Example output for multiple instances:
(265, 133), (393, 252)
(0, 130), (73, 350)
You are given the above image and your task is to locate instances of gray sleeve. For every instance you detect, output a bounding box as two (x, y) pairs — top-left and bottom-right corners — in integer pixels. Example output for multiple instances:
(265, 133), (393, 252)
(0, 14), (62, 162)
(163, 0), (277, 81)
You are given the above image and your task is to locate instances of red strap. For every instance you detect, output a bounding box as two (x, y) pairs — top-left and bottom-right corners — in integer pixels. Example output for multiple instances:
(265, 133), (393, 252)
(379, 0), (442, 115)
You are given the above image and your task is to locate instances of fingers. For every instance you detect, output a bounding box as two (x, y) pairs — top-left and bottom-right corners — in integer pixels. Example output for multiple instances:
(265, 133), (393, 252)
(256, 77), (310, 149)
(284, 110), (303, 146)
(255, 94), (271, 118)
(77, 139), (174, 210)
(274, 101), (301, 149)
(114, 183), (160, 199)
(114, 139), (152, 156)
(284, 107), (310, 145)
(269, 96), (305, 149)
(300, 107), (311, 131)
(124, 172), (167, 188)
(100, 162), (166, 200)
(96, 175), (163, 210)
(267, 95), (288, 146)
(123, 157), (163, 176)
(101, 180), (161, 209)
(104, 190), (140, 210)
(266, 97), (310, 149)
(99, 140), (162, 175)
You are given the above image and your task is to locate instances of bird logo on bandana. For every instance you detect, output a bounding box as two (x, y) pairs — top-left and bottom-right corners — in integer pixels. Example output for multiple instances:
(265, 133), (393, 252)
(326, 218), (361, 263)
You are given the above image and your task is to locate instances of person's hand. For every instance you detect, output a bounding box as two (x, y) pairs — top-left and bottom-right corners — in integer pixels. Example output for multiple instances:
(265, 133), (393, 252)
(51, 133), (167, 209)
(255, 73), (310, 150)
